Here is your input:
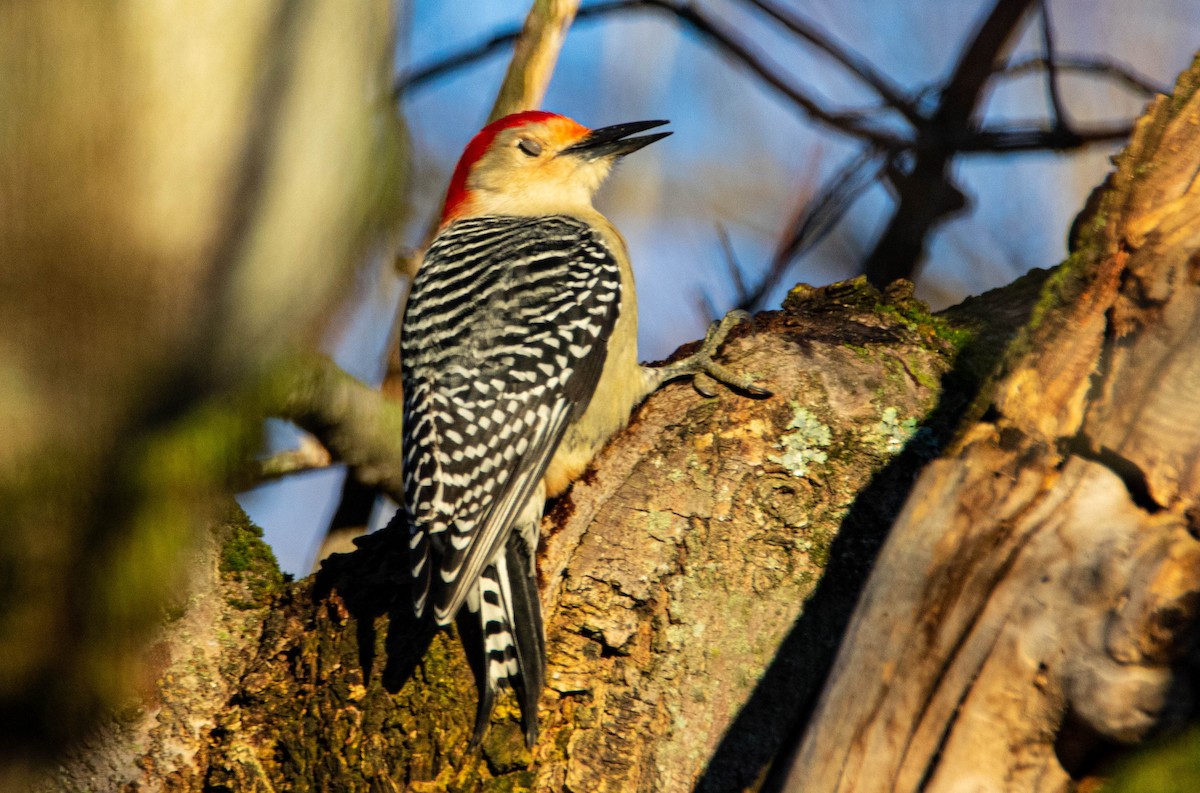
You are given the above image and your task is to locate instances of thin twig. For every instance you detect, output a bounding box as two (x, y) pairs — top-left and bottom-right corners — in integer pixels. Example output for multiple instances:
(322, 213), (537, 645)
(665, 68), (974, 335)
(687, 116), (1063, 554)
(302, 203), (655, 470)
(996, 54), (1167, 97)
(250, 434), (334, 484)
(741, 148), (887, 311)
(717, 225), (750, 307)
(691, 225), (747, 325)
(1037, 0), (1069, 132)
(960, 122), (1132, 152)
(737, 0), (922, 125)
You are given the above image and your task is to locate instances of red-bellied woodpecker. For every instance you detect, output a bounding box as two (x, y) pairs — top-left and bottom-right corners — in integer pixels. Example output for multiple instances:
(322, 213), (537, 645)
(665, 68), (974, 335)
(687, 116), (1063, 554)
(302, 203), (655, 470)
(401, 110), (766, 746)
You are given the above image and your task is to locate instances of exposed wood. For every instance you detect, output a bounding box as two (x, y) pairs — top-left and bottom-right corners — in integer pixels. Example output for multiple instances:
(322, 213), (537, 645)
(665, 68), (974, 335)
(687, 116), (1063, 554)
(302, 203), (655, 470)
(780, 55), (1200, 792)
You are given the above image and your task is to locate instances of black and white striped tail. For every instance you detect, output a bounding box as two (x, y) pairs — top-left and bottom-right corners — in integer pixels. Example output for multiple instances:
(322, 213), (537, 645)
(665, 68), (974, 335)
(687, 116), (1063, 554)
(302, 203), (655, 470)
(461, 531), (545, 747)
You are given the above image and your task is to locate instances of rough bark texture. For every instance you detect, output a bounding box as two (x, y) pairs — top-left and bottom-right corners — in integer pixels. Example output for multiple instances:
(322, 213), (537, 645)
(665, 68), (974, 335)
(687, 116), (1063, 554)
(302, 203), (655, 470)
(31, 511), (285, 793)
(38, 275), (1015, 792)
(782, 56), (1200, 791)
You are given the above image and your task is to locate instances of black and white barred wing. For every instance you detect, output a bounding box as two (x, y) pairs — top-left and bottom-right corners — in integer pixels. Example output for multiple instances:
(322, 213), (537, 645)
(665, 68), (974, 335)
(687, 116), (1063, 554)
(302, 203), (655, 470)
(401, 215), (622, 624)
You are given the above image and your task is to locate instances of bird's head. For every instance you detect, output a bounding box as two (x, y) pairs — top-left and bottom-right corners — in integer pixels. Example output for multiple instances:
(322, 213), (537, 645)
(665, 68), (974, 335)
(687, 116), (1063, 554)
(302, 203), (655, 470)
(440, 110), (671, 224)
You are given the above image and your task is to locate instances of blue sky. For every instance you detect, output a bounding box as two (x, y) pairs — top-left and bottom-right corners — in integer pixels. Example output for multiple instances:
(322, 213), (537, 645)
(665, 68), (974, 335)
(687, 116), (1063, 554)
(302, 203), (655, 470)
(244, 0), (1200, 574)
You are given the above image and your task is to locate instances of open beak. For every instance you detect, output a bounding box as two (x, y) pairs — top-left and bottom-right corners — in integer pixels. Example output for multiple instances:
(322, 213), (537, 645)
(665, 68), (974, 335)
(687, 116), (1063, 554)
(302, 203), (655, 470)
(560, 119), (671, 160)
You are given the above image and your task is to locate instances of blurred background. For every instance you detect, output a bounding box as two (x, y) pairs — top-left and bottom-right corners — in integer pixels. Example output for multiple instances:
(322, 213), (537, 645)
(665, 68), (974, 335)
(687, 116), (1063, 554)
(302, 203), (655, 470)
(241, 0), (1200, 575)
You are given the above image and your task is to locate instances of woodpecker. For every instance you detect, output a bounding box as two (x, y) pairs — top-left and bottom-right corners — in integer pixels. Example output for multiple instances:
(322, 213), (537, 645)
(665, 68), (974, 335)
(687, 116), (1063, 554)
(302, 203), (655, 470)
(401, 110), (764, 747)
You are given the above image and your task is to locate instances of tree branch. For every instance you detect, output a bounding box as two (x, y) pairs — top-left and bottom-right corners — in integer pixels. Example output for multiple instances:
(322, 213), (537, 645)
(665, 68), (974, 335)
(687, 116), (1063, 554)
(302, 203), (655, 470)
(740, 147), (888, 312)
(398, 0), (1152, 301)
(997, 54), (1169, 97)
(1036, 0), (1069, 131)
(398, 0), (910, 149)
(267, 353), (406, 502)
(250, 433), (333, 482)
(861, 0), (1037, 287)
(489, 0), (582, 120)
(736, 0), (923, 126)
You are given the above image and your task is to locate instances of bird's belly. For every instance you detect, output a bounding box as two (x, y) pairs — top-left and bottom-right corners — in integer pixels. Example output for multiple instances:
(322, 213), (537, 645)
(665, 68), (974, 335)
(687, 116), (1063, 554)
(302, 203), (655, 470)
(543, 324), (643, 497)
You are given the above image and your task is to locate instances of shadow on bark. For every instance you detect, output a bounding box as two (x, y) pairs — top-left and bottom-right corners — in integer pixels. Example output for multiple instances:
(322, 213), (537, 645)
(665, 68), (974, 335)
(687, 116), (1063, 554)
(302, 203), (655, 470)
(695, 272), (1051, 792)
(311, 516), (436, 695)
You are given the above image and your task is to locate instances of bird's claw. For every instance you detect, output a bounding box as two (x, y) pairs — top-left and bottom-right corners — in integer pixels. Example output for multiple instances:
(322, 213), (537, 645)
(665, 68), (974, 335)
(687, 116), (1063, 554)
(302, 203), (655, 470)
(693, 371), (719, 398)
(657, 310), (771, 397)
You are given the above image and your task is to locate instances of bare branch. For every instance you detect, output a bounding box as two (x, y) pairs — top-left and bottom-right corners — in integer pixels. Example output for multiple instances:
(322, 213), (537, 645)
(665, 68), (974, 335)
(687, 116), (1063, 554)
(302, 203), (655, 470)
(740, 147), (887, 312)
(489, 0), (582, 120)
(862, 0), (1038, 287)
(396, 0), (1150, 298)
(268, 353), (406, 503)
(691, 225), (749, 326)
(250, 434), (334, 484)
(397, 0), (910, 150)
(1037, 0), (1069, 131)
(959, 121), (1133, 151)
(394, 35), (514, 99)
(933, 0), (1038, 131)
(717, 224), (750, 308)
(996, 54), (1169, 97)
(737, 0), (923, 125)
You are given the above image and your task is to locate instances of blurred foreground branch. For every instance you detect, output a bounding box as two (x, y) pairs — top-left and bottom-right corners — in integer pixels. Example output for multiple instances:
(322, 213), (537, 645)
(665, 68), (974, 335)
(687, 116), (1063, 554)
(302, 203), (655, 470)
(0, 1), (404, 786)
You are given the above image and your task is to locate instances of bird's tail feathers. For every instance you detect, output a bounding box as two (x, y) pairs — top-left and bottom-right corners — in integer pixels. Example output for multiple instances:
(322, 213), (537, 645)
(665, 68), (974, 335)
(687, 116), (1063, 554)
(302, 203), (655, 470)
(463, 532), (545, 748)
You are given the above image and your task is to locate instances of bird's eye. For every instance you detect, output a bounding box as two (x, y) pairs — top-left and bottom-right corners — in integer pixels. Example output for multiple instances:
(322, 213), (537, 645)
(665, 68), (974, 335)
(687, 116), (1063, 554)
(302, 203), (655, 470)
(517, 138), (543, 157)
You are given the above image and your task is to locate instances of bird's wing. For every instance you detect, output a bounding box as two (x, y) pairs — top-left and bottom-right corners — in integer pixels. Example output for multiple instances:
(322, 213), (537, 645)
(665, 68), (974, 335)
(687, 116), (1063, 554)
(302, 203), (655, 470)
(402, 215), (622, 622)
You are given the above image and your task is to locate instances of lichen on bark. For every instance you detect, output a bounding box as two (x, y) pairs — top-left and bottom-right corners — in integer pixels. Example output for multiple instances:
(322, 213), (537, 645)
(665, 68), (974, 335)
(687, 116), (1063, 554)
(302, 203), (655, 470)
(40, 272), (1046, 792)
(184, 276), (1021, 792)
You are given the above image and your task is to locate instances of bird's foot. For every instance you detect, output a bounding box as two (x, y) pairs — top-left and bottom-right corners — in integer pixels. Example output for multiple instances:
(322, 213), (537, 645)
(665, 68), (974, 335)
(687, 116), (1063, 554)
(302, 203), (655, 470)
(654, 310), (772, 397)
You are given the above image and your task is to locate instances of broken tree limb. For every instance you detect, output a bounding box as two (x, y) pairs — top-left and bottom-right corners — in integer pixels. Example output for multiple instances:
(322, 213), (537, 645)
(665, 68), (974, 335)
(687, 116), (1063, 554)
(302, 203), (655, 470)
(779, 55), (1200, 793)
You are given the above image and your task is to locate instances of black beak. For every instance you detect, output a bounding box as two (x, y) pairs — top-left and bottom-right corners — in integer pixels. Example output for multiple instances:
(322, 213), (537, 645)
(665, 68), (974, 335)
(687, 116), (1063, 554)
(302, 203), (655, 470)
(560, 119), (671, 160)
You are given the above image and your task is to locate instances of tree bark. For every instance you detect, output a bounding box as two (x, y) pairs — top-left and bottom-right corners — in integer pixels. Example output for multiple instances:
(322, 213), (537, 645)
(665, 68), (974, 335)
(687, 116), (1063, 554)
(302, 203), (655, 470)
(781, 55), (1200, 792)
(37, 271), (1028, 791)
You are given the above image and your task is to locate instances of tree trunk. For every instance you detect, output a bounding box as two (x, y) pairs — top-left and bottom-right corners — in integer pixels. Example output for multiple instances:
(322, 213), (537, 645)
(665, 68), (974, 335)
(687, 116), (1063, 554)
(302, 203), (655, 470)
(34, 51), (1200, 793)
(781, 56), (1200, 791)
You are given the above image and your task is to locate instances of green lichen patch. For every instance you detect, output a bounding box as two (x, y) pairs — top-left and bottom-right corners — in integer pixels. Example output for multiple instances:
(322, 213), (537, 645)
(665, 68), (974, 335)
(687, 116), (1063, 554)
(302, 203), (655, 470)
(770, 406), (831, 478)
(865, 407), (918, 454)
(481, 723), (533, 776)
